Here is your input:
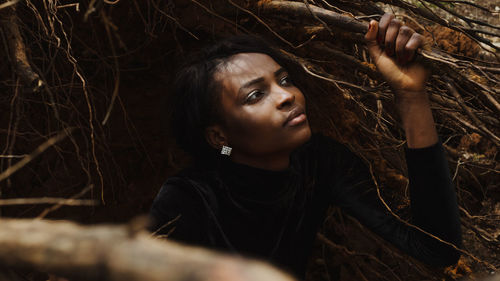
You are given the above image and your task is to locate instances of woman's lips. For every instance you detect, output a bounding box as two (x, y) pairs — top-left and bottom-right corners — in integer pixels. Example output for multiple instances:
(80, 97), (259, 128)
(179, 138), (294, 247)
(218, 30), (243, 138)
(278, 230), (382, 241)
(283, 106), (307, 127)
(286, 113), (307, 127)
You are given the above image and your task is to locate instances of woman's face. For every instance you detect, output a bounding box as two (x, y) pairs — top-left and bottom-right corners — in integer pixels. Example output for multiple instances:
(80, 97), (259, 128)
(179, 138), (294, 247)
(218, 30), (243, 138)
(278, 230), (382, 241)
(208, 53), (311, 165)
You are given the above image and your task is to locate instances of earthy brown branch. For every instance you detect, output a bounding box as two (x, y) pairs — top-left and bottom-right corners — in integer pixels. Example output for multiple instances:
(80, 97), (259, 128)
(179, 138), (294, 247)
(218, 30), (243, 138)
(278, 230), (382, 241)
(0, 219), (296, 281)
(258, 0), (498, 66)
(38, 185), (94, 219)
(424, 0), (500, 32)
(0, 197), (98, 206)
(0, 128), (74, 183)
(317, 233), (403, 281)
(257, 0), (368, 34)
(376, 0), (500, 53)
(0, 5), (43, 92)
(444, 80), (500, 146)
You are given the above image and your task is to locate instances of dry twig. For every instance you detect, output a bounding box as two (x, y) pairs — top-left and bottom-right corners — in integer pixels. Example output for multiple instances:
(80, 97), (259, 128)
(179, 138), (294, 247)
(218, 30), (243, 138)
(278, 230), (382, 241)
(0, 128), (74, 183)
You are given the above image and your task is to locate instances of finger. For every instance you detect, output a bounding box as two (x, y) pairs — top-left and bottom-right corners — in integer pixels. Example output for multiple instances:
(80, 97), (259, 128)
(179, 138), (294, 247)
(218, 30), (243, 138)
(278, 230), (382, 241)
(395, 26), (414, 64)
(365, 20), (383, 59)
(377, 13), (394, 45)
(405, 32), (425, 63)
(365, 20), (378, 42)
(384, 18), (402, 57)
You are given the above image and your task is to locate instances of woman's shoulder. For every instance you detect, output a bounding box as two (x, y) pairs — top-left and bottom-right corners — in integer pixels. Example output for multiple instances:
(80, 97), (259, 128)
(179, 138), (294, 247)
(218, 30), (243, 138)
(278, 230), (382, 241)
(149, 171), (218, 243)
(154, 170), (216, 204)
(149, 171), (218, 230)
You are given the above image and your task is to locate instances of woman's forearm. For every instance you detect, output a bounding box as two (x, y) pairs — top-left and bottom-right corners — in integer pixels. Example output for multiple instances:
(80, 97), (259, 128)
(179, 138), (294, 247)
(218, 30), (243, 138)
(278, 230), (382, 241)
(396, 91), (439, 148)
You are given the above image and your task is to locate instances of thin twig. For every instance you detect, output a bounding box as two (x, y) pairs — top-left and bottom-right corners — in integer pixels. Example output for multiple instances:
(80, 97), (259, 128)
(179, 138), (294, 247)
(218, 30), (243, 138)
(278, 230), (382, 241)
(317, 233), (403, 281)
(444, 79), (500, 146)
(38, 185), (95, 218)
(0, 128), (75, 183)
(0, 0), (20, 10)
(101, 11), (121, 125)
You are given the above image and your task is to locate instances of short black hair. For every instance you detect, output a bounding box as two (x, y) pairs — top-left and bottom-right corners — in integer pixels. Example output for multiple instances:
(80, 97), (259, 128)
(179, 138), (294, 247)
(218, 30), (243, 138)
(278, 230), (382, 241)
(171, 34), (297, 167)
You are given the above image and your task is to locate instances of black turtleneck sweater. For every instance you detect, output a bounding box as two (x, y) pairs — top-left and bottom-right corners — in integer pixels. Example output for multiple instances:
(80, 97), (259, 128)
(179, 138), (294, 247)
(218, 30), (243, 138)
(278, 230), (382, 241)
(149, 134), (462, 279)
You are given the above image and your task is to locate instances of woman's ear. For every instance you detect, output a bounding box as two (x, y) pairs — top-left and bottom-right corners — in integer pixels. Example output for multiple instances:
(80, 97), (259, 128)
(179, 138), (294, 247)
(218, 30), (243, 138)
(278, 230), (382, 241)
(205, 125), (227, 150)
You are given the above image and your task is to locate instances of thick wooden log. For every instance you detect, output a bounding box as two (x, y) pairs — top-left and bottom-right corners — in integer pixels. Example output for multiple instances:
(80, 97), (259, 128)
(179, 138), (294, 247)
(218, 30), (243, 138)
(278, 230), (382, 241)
(0, 219), (296, 281)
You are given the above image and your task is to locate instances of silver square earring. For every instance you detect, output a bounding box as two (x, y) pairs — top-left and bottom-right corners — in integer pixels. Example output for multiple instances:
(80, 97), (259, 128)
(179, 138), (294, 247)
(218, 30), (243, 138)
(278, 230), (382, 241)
(221, 145), (232, 156)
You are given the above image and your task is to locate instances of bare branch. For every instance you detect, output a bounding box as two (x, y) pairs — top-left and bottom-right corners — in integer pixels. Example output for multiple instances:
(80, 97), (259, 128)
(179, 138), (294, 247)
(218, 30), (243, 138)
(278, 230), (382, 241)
(0, 5), (44, 92)
(0, 197), (98, 206)
(258, 0), (368, 34)
(0, 128), (74, 183)
(444, 80), (500, 146)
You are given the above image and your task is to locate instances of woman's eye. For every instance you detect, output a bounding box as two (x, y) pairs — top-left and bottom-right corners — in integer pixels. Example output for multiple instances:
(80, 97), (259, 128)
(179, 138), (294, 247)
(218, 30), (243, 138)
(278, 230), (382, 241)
(246, 90), (264, 103)
(279, 75), (293, 86)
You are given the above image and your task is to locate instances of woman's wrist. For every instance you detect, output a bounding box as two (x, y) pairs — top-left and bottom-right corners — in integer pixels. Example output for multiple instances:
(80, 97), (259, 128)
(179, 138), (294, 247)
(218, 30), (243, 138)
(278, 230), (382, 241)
(395, 90), (438, 148)
(394, 89), (429, 103)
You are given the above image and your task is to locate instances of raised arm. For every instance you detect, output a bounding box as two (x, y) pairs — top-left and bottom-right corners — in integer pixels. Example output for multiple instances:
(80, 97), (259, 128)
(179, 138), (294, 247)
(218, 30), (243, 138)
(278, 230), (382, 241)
(365, 13), (437, 148)
(327, 14), (462, 266)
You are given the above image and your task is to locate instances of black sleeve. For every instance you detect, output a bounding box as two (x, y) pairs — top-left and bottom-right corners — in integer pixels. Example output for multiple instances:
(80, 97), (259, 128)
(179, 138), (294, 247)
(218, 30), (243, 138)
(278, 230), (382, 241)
(329, 141), (462, 267)
(148, 179), (210, 246)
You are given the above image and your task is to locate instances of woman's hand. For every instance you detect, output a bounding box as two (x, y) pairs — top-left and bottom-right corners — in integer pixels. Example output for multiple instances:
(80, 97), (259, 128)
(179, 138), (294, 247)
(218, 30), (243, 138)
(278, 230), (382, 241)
(365, 13), (438, 148)
(365, 14), (429, 94)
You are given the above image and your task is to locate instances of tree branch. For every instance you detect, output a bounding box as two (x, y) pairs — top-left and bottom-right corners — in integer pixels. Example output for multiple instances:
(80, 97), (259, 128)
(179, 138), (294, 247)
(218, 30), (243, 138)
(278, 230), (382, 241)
(257, 0), (368, 34)
(0, 5), (43, 92)
(0, 197), (98, 206)
(0, 218), (296, 281)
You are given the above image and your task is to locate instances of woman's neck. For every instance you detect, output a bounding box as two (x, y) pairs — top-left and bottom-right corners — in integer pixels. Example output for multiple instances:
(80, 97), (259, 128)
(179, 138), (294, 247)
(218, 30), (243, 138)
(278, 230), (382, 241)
(229, 151), (291, 171)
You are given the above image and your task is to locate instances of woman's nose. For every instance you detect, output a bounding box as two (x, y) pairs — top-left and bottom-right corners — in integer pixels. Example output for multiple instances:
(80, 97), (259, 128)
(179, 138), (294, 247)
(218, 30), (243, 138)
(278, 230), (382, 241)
(275, 87), (295, 110)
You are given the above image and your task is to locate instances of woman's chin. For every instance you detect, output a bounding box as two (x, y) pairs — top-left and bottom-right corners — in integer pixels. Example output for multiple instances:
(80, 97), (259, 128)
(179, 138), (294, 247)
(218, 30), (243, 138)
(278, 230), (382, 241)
(288, 123), (312, 148)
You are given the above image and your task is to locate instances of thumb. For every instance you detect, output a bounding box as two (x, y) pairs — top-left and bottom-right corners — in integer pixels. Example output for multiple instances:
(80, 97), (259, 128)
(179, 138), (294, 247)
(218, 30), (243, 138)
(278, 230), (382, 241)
(365, 20), (382, 60)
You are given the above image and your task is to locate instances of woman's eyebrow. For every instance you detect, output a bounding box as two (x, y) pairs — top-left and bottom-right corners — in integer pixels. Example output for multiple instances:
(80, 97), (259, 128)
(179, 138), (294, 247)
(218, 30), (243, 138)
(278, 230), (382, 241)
(239, 77), (265, 94)
(238, 67), (287, 95)
(274, 67), (286, 77)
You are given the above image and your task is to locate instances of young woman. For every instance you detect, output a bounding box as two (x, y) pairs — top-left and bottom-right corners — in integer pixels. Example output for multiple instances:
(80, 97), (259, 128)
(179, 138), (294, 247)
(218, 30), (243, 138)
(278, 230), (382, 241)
(149, 14), (462, 279)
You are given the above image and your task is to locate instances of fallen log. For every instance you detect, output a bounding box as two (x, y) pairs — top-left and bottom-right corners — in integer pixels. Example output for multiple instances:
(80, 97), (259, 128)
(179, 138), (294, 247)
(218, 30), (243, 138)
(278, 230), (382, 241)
(0, 218), (296, 281)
